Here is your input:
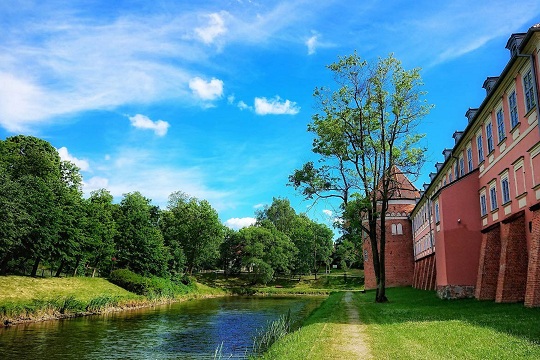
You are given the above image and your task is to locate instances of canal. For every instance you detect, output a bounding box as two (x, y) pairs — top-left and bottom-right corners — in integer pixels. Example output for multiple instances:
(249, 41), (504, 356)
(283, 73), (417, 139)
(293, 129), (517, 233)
(0, 296), (324, 359)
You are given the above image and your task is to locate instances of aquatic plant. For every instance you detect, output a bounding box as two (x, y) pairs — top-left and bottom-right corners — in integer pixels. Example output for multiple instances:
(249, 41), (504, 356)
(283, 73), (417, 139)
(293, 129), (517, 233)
(252, 309), (292, 355)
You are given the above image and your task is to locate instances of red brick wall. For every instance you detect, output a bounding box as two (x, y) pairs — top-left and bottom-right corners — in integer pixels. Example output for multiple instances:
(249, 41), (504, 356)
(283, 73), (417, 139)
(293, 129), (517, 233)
(475, 224), (501, 300)
(363, 217), (415, 290)
(525, 208), (540, 307)
(496, 213), (528, 303)
(413, 254), (436, 290)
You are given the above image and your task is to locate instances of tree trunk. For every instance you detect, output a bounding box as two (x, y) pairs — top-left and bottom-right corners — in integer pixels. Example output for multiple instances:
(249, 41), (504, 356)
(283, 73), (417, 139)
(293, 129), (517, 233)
(73, 256), (80, 277)
(31, 257), (41, 277)
(376, 208), (388, 303)
(0, 256), (9, 275)
(92, 267), (97, 278)
(55, 259), (65, 277)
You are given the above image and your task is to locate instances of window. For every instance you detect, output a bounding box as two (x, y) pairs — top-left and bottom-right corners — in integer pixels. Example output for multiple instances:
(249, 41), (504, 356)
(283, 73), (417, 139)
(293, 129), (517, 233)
(480, 193), (487, 216)
(467, 148), (473, 172)
(496, 109), (505, 142)
(486, 122), (494, 153)
(509, 91), (519, 128)
(435, 202), (440, 223)
(449, 172), (453, 182)
(490, 185), (498, 211)
(454, 163), (459, 179)
(524, 70), (536, 112)
(501, 176), (510, 204)
(477, 134), (484, 162)
(459, 157), (465, 177)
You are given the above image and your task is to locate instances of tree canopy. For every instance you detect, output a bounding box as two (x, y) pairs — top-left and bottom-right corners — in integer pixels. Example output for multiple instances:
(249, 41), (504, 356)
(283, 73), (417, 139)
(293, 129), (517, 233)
(290, 53), (431, 301)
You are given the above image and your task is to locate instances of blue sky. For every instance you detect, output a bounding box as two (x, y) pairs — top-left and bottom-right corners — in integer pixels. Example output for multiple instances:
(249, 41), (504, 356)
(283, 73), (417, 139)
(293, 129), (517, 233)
(1, 0), (540, 232)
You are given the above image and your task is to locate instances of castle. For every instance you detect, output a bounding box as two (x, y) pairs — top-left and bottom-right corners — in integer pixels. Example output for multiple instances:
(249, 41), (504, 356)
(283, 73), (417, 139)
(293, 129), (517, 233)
(363, 24), (540, 307)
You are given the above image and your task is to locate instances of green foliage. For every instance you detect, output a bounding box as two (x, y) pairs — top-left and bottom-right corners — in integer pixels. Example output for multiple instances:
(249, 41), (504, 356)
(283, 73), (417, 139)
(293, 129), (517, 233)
(289, 53), (432, 301)
(162, 191), (224, 274)
(114, 192), (169, 277)
(108, 269), (192, 298)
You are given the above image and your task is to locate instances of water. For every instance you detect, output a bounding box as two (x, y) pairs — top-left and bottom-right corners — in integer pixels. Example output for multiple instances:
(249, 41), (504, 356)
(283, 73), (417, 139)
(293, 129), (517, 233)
(0, 296), (324, 359)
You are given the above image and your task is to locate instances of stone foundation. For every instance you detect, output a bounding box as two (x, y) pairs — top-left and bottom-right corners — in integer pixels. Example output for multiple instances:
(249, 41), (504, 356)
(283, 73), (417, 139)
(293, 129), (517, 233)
(437, 285), (475, 299)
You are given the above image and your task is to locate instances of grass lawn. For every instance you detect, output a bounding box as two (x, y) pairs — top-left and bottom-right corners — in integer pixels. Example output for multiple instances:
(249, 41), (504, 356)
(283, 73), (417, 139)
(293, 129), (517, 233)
(196, 269), (364, 295)
(0, 276), (137, 303)
(260, 292), (351, 360)
(357, 287), (540, 359)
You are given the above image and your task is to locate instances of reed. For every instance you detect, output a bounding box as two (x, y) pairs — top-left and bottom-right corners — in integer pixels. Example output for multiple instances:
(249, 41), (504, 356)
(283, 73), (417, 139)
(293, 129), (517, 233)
(252, 309), (292, 355)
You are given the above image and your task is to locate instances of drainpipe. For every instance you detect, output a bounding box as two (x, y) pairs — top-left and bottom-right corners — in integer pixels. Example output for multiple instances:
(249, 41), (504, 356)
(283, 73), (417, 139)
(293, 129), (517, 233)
(517, 51), (540, 133)
(427, 197), (435, 253)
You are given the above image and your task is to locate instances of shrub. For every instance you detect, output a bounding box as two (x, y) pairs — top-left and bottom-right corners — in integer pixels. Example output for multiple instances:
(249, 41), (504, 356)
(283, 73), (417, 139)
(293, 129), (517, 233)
(109, 269), (192, 299)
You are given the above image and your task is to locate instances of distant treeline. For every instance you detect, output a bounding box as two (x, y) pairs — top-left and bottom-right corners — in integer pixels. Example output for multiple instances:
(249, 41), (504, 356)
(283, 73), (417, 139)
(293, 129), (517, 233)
(0, 135), (361, 283)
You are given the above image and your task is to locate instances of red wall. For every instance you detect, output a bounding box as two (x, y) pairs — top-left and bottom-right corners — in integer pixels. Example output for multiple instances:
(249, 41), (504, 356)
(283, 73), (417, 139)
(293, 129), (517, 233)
(435, 171), (483, 286)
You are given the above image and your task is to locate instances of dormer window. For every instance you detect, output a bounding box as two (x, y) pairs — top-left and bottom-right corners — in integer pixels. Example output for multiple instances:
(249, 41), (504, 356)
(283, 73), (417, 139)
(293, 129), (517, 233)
(483, 77), (499, 96)
(505, 33), (526, 58)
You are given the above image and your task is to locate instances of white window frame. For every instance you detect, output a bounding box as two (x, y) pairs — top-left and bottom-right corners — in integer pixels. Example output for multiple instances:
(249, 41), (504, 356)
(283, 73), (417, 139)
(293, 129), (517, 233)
(477, 134), (484, 162)
(524, 69), (536, 113)
(467, 147), (473, 172)
(486, 122), (494, 153)
(489, 183), (498, 211)
(509, 90), (519, 128)
(501, 173), (510, 205)
(480, 189), (487, 217)
(496, 108), (505, 143)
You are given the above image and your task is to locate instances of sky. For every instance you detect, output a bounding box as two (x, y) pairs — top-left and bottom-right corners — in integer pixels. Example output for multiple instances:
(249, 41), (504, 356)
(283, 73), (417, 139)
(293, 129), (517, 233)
(1, 0), (540, 233)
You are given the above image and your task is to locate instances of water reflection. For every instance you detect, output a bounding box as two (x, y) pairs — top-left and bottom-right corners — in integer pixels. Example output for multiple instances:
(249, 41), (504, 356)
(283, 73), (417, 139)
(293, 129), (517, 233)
(0, 296), (324, 359)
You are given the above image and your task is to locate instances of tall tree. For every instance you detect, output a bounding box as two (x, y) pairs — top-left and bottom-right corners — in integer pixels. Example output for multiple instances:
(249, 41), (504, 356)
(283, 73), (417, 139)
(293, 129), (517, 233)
(83, 189), (117, 277)
(114, 192), (169, 277)
(290, 53), (431, 302)
(163, 191), (224, 275)
(0, 136), (65, 276)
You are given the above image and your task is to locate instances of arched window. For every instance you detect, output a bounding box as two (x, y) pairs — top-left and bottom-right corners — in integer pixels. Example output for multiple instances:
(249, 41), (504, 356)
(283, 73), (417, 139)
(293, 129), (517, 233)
(391, 224), (397, 235)
(396, 223), (403, 235)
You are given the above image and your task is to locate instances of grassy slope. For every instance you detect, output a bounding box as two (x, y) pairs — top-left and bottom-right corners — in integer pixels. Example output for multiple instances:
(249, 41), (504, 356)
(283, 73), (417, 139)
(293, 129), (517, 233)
(0, 276), (137, 303)
(260, 292), (349, 360)
(262, 287), (540, 359)
(0, 275), (225, 325)
(357, 287), (540, 359)
(196, 269), (364, 295)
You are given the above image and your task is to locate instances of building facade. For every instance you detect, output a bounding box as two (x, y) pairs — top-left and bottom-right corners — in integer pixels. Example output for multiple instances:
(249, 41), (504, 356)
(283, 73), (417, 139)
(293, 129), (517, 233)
(363, 24), (540, 307)
(410, 24), (540, 306)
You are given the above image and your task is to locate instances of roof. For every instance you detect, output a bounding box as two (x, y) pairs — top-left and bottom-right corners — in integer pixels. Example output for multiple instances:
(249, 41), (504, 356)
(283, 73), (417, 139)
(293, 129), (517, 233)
(388, 165), (421, 200)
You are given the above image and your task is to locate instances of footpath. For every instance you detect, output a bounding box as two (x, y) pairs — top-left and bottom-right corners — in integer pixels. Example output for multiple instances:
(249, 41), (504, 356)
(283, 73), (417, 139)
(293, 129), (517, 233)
(304, 291), (372, 360)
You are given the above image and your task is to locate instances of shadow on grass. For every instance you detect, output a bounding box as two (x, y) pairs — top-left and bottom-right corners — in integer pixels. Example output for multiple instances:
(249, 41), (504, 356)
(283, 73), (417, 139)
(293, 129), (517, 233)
(353, 287), (540, 345)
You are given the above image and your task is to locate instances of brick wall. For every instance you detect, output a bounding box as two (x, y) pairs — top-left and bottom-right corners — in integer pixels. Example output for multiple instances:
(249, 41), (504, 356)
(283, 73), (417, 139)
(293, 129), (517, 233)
(475, 224), (501, 300)
(413, 254), (436, 290)
(525, 207), (540, 307)
(363, 217), (415, 290)
(496, 212), (528, 303)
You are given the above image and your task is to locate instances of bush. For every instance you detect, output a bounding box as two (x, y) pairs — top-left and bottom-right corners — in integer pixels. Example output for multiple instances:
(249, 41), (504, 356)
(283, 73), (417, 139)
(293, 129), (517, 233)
(108, 269), (192, 299)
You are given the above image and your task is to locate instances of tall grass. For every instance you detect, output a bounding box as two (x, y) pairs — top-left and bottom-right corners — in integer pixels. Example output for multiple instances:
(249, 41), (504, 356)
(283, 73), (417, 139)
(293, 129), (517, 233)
(252, 309), (292, 355)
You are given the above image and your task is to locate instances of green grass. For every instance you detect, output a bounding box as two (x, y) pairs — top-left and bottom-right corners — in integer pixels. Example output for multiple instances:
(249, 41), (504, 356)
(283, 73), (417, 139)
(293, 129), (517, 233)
(259, 292), (349, 359)
(0, 276), (137, 303)
(357, 287), (540, 359)
(0, 275), (226, 325)
(196, 270), (364, 295)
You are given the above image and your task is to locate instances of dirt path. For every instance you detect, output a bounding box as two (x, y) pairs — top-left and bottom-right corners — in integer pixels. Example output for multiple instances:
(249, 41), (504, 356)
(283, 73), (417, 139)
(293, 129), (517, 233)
(330, 291), (372, 359)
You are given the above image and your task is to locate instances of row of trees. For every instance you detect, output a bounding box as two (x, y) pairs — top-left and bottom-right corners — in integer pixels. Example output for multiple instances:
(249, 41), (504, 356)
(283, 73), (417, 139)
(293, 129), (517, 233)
(0, 135), (341, 282)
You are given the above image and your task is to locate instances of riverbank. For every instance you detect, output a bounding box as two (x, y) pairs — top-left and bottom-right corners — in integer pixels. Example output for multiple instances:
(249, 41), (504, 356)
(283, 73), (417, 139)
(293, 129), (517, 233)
(261, 287), (540, 359)
(0, 275), (225, 326)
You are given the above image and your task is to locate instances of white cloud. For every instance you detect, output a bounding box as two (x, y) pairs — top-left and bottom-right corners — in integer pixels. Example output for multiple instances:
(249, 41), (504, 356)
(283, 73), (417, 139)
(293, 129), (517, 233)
(253, 203), (264, 209)
(128, 114), (170, 136)
(225, 217), (256, 230)
(237, 100), (252, 111)
(83, 176), (109, 192)
(322, 209), (333, 217)
(195, 12), (228, 44)
(306, 34), (318, 55)
(254, 96), (300, 115)
(189, 77), (224, 100)
(57, 146), (90, 171)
